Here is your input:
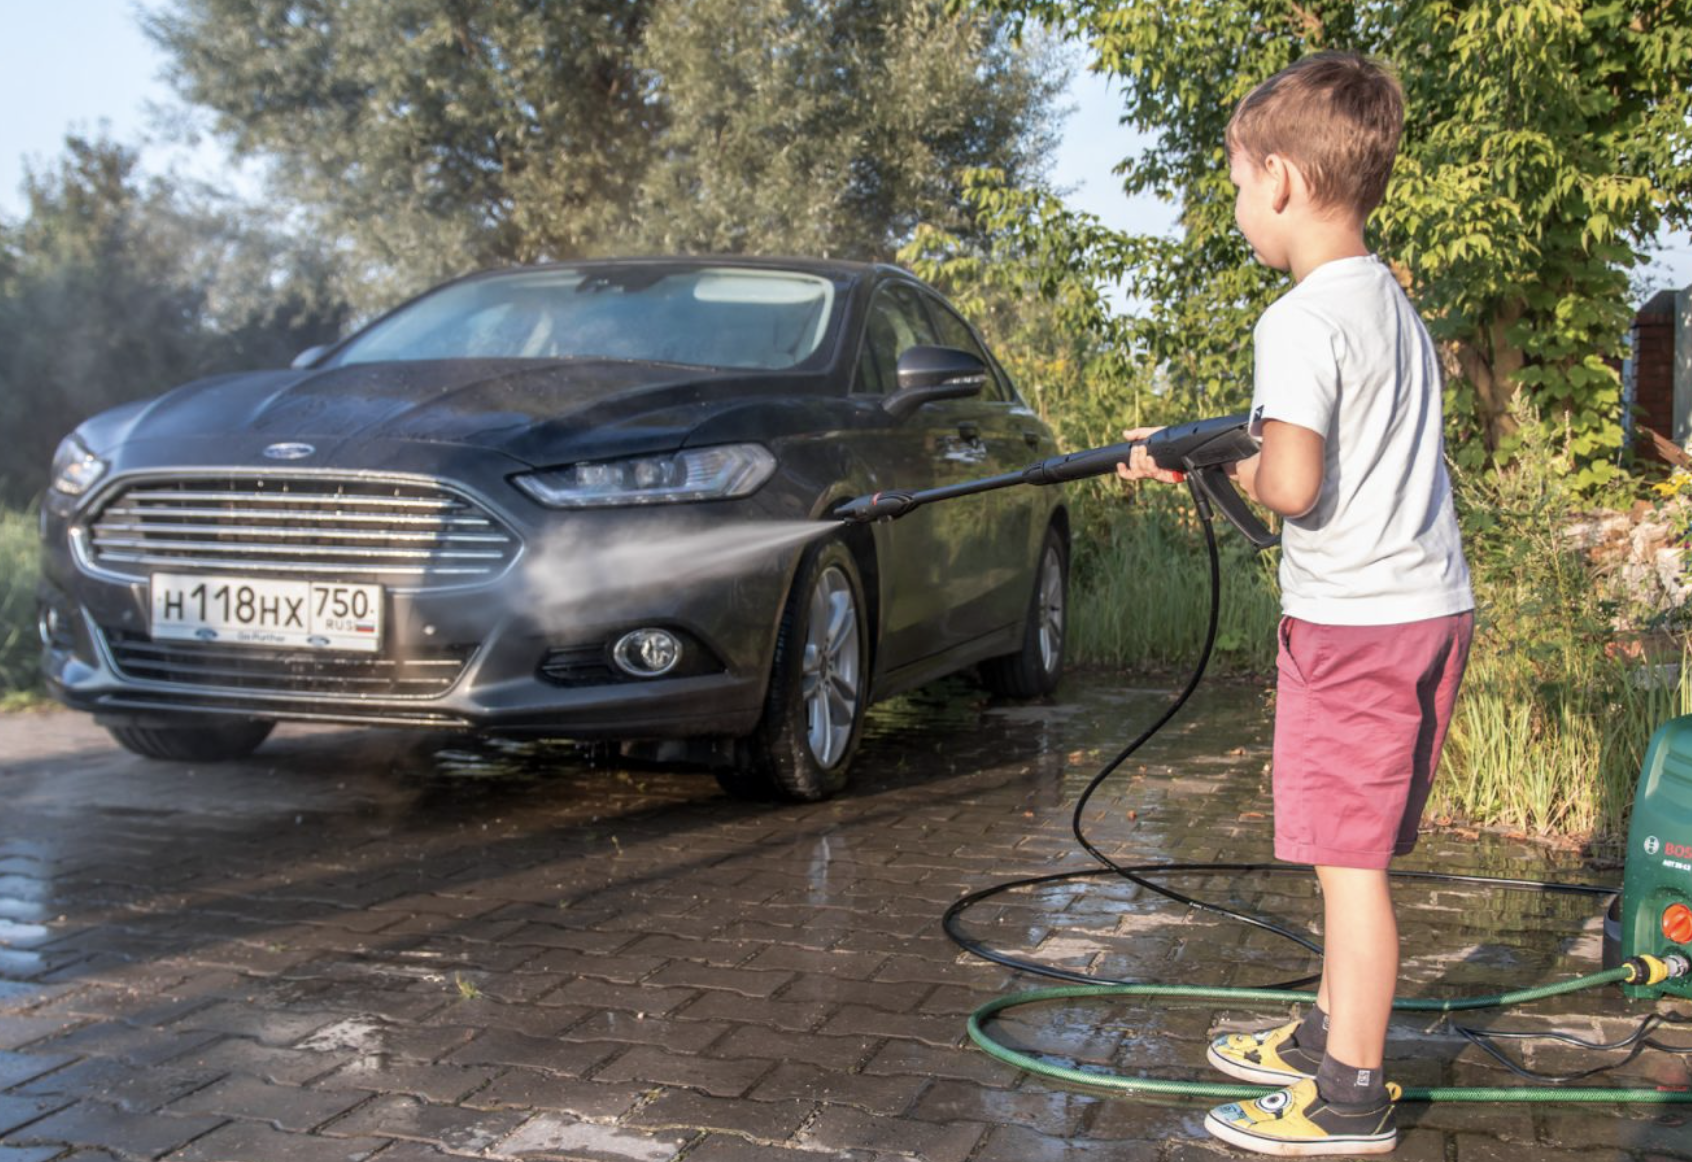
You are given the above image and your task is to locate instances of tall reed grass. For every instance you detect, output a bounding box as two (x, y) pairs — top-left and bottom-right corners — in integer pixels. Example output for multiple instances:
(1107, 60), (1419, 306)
(1434, 640), (1692, 838)
(0, 507), (42, 697)
(1431, 409), (1692, 839)
(1067, 483), (1281, 672)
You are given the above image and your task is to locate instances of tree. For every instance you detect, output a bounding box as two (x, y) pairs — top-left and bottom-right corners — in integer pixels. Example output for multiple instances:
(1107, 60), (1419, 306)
(146, 0), (1065, 309)
(147, 0), (662, 309)
(0, 135), (346, 505)
(625, 0), (1064, 260)
(949, 0), (1692, 487)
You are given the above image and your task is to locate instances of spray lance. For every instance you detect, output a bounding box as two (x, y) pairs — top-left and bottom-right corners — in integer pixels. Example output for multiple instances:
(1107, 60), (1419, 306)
(836, 412), (1278, 550)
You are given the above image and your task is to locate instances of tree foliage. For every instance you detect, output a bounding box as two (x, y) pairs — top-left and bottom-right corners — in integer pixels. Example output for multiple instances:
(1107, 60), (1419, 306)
(147, 0), (1065, 311)
(626, 0), (1064, 260)
(0, 135), (346, 505)
(148, 0), (660, 308)
(942, 0), (1692, 487)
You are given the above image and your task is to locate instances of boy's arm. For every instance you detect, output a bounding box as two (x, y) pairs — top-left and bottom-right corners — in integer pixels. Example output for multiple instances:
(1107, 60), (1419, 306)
(1229, 419), (1323, 518)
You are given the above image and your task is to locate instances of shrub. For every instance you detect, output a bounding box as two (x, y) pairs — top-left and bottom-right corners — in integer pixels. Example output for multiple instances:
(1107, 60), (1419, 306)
(1435, 405), (1692, 838)
(0, 507), (41, 697)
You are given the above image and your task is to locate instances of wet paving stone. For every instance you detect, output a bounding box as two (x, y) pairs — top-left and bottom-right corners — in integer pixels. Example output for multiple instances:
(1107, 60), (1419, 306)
(2, 677), (1690, 1159)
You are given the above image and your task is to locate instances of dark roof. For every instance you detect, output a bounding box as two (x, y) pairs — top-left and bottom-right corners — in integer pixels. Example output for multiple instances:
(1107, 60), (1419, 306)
(1639, 288), (1681, 316)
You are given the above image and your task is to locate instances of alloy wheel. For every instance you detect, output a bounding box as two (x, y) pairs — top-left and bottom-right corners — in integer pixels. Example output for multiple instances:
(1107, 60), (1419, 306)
(1035, 544), (1066, 675)
(800, 564), (862, 768)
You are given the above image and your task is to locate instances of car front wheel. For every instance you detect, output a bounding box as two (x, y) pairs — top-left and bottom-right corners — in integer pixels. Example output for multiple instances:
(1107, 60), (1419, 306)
(107, 716), (275, 762)
(720, 540), (869, 801)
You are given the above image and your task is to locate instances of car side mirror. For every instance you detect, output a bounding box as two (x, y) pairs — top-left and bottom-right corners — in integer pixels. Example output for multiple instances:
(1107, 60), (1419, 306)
(290, 344), (331, 370)
(884, 346), (988, 419)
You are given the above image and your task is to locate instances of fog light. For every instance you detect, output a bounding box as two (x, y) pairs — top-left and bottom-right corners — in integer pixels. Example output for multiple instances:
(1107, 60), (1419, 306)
(38, 601), (75, 651)
(612, 629), (682, 678)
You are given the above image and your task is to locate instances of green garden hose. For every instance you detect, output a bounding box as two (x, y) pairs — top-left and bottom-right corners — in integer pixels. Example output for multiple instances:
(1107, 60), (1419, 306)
(966, 964), (1692, 1103)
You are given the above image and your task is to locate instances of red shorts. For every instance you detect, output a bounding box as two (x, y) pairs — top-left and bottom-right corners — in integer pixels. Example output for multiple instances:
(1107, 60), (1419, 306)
(1272, 612), (1474, 869)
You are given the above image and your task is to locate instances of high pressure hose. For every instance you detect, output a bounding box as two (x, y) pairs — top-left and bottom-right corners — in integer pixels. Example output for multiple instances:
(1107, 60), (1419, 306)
(945, 477), (1692, 1105)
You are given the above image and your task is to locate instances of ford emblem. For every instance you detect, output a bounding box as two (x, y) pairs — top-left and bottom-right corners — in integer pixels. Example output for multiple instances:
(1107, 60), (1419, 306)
(263, 442), (316, 460)
(195, 627), (219, 641)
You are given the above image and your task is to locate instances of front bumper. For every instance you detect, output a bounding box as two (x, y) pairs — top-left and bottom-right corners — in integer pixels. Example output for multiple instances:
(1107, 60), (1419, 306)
(40, 470), (802, 740)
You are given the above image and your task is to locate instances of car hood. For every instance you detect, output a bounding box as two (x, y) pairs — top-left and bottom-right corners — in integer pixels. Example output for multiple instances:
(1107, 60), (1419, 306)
(90, 358), (831, 466)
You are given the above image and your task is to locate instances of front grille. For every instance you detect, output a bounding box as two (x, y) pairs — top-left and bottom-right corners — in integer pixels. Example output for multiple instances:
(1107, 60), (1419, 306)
(103, 629), (475, 698)
(86, 476), (520, 585)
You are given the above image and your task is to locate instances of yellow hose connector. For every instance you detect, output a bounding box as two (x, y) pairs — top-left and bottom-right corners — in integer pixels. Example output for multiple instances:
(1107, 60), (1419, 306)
(1619, 954), (1684, 987)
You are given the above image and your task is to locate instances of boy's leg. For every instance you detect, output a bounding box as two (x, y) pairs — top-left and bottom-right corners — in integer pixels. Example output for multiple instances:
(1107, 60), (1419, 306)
(1205, 616), (1471, 1154)
(1313, 864), (1395, 1071)
(1205, 869), (1400, 1156)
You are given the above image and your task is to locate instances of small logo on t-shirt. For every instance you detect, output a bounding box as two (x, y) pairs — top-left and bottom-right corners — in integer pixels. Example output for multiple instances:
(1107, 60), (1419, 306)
(1252, 404), (1264, 424)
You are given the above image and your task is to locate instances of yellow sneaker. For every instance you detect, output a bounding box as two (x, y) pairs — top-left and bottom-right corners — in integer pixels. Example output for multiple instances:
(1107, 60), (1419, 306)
(1206, 1020), (1323, 1085)
(1203, 1077), (1400, 1157)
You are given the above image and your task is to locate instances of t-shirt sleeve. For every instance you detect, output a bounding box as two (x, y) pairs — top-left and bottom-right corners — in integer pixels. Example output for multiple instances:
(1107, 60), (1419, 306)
(1249, 303), (1340, 440)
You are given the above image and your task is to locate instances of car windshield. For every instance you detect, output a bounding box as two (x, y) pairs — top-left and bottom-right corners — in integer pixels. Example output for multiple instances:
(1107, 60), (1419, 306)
(327, 266), (842, 371)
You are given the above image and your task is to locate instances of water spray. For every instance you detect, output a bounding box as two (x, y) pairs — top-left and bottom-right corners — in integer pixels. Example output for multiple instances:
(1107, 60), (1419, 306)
(835, 411), (1692, 1106)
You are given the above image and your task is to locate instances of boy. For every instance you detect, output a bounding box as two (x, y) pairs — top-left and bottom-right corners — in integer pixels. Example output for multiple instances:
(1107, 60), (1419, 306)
(1118, 51), (1474, 1156)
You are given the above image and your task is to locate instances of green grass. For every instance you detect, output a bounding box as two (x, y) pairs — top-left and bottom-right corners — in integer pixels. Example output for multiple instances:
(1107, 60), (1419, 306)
(1067, 483), (1281, 673)
(1435, 638), (1691, 839)
(0, 507), (43, 699)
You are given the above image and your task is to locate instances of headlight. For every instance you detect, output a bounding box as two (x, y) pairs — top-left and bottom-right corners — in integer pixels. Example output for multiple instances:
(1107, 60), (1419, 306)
(49, 435), (108, 497)
(513, 444), (777, 508)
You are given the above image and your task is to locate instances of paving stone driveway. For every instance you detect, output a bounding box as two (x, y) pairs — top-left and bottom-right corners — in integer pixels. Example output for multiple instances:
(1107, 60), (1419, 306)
(0, 678), (1688, 1162)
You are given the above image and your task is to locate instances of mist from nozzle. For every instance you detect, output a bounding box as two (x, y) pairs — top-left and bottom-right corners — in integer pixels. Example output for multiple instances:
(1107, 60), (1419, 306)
(518, 518), (835, 629)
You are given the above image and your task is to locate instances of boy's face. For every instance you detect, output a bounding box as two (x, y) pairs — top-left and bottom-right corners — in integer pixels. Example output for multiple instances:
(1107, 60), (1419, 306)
(1228, 147), (1291, 272)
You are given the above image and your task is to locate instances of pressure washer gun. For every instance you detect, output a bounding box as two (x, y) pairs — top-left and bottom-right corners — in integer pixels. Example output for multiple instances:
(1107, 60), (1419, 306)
(837, 413), (1279, 550)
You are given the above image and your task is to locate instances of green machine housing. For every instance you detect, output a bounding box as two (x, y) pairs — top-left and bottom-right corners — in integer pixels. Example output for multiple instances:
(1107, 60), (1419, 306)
(1619, 714), (1692, 999)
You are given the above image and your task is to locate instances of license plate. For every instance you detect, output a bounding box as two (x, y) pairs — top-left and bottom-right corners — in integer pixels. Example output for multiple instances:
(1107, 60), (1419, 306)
(150, 573), (384, 653)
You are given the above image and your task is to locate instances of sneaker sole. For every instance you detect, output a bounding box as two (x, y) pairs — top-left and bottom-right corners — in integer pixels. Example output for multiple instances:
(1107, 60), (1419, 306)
(1204, 1042), (1315, 1086)
(1203, 1111), (1397, 1157)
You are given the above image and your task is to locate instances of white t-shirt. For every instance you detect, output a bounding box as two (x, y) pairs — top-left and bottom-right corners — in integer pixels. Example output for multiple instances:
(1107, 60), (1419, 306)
(1249, 255), (1473, 625)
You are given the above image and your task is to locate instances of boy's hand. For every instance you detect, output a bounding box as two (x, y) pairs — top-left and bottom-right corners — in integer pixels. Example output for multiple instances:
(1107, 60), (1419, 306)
(1227, 452), (1262, 503)
(1115, 426), (1186, 484)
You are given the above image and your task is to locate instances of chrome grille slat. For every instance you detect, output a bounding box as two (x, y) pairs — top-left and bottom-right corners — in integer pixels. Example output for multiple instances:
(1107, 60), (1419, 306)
(94, 521), (507, 542)
(116, 490), (465, 510)
(91, 537), (505, 560)
(93, 553), (493, 576)
(87, 476), (520, 585)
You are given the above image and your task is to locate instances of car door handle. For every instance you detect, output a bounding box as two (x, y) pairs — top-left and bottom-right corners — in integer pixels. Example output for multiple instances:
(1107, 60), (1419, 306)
(957, 422), (981, 443)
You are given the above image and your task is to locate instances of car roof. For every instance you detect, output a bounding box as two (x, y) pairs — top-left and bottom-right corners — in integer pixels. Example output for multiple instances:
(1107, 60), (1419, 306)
(461, 255), (905, 284)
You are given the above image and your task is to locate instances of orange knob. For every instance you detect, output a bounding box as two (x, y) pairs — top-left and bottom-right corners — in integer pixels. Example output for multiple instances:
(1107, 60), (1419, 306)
(1664, 903), (1692, 945)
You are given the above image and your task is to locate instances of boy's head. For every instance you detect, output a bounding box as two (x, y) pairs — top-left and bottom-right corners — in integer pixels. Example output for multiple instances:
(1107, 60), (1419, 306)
(1226, 51), (1403, 221)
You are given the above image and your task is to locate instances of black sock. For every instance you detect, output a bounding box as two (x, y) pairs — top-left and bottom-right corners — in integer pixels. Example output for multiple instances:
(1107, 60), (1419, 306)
(1315, 1052), (1388, 1107)
(1290, 1004), (1328, 1055)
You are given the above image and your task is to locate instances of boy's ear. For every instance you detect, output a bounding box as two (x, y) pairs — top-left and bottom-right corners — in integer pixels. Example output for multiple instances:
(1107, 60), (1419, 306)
(1263, 153), (1296, 214)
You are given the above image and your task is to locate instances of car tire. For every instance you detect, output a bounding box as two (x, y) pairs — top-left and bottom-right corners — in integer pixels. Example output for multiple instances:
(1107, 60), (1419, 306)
(980, 525), (1067, 698)
(719, 540), (869, 802)
(107, 718), (275, 762)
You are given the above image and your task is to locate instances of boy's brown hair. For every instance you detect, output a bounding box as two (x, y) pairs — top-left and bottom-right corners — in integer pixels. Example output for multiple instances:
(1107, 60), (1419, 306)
(1226, 51), (1403, 218)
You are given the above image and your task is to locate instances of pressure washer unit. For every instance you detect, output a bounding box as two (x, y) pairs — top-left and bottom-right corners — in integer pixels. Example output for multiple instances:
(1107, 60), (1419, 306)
(1617, 715), (1692, 999)
(838, 410), (1692, 1103)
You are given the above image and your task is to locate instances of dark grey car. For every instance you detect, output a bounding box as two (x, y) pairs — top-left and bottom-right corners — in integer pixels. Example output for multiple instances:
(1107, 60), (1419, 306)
(39, 257), (1068, 799)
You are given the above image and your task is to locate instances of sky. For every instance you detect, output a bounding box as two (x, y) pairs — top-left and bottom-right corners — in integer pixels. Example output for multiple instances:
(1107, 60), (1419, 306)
(2, 1), (1687, 302)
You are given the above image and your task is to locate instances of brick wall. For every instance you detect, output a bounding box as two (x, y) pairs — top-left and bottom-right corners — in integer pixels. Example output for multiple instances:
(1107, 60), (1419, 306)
(1633, 290), (1679, 462)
